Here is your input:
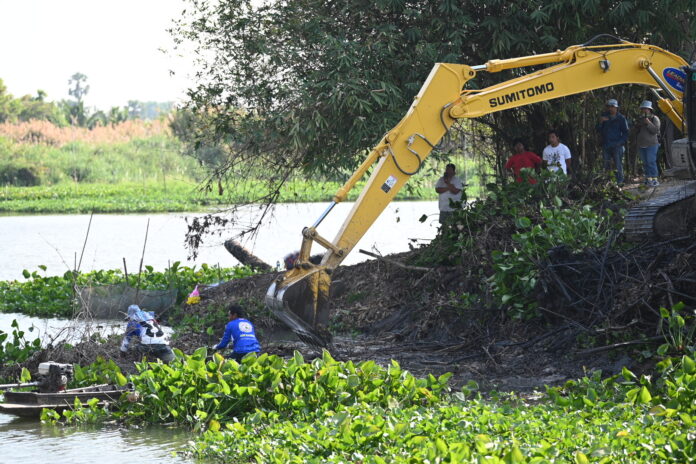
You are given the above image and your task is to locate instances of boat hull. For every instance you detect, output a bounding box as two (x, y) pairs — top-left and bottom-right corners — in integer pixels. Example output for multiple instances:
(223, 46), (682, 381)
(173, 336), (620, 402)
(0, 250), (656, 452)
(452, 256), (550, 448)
(0, 384), (128, 417)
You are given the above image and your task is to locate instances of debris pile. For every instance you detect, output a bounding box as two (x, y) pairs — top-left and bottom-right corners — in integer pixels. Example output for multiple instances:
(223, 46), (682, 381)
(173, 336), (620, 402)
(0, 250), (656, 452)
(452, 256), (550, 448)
(536, 234), (696, 352)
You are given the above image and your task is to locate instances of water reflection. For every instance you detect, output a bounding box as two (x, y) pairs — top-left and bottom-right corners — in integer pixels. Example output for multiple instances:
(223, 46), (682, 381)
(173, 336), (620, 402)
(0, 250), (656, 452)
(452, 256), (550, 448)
(0, 413), (195, 463)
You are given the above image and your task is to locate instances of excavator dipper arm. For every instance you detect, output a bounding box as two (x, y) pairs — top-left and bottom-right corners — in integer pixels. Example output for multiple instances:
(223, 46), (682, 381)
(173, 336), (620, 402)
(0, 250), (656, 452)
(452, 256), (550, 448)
(266, 41), (689, 346)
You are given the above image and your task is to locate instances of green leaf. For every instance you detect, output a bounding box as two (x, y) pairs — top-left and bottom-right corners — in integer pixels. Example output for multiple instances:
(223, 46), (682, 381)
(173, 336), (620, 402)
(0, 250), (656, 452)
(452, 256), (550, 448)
(682, 355), (695, 374)
(434, 438), (448, 454)
(19, 367), (31, 383)
(621, 367), (637, 381)
(506, 446), (525, 463)
(657, 344), (670, 356)
(209, 419), (220, 432)
(115, 372), (127, 387)
(574, 451), (590, 464)
(639, 386), (652, 404)
(346, 375), (360, 388)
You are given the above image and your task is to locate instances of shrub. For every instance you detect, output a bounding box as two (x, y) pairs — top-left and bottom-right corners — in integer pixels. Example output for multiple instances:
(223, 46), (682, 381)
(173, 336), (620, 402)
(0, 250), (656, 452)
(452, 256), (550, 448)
(491, 205), (614, 318)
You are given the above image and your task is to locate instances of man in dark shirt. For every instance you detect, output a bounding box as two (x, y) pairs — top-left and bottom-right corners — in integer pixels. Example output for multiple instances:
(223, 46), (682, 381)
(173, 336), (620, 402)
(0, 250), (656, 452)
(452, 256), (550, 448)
(596, 99), (629, 185)
(505, 139), (542, 184)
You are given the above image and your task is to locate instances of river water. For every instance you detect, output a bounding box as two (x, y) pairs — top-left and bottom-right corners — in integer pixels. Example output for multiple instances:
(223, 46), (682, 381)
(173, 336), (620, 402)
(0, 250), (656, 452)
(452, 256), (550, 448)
(0, 201), (439, 460)
(0, 414), (196, 464)
(0, 415), (195, 463)
(0, 311), (191, 463)
(0, 201), (439, 281)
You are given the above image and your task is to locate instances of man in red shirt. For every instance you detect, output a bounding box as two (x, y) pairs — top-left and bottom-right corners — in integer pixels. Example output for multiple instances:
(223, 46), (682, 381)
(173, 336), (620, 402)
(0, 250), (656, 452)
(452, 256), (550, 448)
(505, 138), (542, 184)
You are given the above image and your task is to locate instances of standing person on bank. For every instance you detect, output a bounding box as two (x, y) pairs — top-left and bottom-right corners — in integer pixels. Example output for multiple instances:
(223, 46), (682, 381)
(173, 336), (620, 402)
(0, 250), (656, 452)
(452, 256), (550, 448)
(212, 304), (261, 362)
(542, 130), (572, 176)
(635, 100), (661, 187)
(434, 163), (463, 224)
(505, 138), (542, 184)
(596, 99), (629, 185)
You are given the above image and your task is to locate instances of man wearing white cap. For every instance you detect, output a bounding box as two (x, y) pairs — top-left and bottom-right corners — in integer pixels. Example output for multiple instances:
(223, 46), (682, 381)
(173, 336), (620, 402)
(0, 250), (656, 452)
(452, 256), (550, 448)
(596, 99), (629, 185)
(635, 100), (661, 187)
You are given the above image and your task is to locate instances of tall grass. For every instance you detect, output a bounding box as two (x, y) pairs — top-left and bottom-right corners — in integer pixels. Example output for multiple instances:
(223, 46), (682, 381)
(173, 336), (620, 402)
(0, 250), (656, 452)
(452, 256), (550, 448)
(0, 119), (203, 187)
(0, 119), (170, 146)
(0, 119), (494, 211)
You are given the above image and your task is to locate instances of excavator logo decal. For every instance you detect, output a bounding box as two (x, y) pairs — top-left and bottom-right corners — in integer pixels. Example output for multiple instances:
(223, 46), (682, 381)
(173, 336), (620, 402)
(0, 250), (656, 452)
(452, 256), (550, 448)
(663, 67), (686, 93)
(489, 82), (555, 108)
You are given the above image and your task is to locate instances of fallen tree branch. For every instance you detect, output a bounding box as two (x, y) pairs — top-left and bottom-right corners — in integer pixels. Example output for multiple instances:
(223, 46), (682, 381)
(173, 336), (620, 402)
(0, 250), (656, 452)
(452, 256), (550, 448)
(358, 249), (435, 272)
(224, 239), (273, 272)
(574, 335), (664, 356)
(592, 319), (639, 333)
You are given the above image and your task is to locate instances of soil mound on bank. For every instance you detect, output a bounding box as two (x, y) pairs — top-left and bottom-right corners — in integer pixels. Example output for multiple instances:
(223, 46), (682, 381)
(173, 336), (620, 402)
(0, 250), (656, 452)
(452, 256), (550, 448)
(5, 226), (694, 392)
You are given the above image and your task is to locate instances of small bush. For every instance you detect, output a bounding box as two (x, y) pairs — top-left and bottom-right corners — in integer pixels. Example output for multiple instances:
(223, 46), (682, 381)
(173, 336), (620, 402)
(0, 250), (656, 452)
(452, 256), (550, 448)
(491, 205), (615, 318)
(0, 162), (40, 186)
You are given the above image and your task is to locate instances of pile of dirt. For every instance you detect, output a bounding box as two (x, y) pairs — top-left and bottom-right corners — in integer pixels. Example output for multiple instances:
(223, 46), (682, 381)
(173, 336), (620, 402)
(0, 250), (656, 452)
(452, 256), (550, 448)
(157, 246), (657, 390)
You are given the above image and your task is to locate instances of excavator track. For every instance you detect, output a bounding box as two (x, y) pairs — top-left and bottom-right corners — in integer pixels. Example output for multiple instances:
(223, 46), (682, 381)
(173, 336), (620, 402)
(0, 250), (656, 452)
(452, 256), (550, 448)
(624, 181), (696, 240)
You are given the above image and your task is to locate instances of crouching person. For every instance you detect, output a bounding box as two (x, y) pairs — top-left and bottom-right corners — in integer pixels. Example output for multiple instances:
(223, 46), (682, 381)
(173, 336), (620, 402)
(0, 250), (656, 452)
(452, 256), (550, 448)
(212, 304), (261, 362)
(120, 304), (175, 363)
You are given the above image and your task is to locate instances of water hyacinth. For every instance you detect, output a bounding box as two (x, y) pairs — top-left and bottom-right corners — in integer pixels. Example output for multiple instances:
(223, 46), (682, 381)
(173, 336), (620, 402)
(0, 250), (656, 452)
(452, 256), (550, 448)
(0, 263), (255, 317)
(117, 349), (449, 427)
(40, 350), (696, 462)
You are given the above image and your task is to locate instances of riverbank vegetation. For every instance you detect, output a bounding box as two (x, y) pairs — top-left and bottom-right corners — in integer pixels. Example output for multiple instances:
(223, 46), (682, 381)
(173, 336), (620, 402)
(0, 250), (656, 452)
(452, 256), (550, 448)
(0, 263), (255, 318)
(0, 319), (42, 368)
(34, 348), (695, 462)
(0, 118), (489, 213)
(0, 176), (445, 214)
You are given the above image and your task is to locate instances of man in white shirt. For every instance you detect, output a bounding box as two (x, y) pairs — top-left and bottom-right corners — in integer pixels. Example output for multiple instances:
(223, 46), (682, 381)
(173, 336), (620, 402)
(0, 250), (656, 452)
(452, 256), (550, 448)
(435, 163), (463, 224)
(542, 130), (572, 175)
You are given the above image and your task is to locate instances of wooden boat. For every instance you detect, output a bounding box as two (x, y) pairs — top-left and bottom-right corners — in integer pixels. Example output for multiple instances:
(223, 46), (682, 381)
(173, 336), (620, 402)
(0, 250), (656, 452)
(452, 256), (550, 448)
(0, 384), (129, 417)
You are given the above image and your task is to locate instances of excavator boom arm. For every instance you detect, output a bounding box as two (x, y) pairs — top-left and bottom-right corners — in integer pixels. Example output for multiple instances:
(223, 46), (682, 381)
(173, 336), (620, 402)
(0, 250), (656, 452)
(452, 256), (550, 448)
(326, 42), (686, 268)
(266, 41), (689, 346)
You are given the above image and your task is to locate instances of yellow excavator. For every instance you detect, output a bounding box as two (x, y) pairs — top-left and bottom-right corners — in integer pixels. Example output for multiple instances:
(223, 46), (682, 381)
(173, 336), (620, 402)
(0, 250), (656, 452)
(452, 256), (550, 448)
(266, 37), (696, 346)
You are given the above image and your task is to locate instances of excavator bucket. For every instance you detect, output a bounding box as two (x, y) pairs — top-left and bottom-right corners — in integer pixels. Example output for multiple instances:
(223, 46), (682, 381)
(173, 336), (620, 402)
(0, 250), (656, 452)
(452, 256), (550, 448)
(265, 267), (333, 347)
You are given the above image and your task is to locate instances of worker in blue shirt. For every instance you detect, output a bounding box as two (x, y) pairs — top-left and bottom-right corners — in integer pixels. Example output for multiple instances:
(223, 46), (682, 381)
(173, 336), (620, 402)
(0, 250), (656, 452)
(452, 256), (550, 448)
(212, 304), (261, 362)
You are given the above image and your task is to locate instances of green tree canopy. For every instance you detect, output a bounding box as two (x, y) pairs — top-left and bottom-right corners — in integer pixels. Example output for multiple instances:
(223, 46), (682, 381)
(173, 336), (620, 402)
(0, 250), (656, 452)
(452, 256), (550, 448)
(171, 0), (696, 248)
(0, 79), (67, 125)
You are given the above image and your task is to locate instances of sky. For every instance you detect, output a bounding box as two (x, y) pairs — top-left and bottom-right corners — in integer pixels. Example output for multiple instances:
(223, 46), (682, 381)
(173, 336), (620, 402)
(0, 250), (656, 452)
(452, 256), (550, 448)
(0, 0), (196, 110)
